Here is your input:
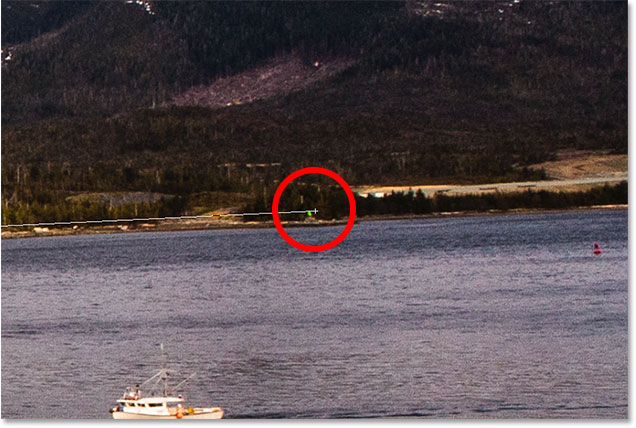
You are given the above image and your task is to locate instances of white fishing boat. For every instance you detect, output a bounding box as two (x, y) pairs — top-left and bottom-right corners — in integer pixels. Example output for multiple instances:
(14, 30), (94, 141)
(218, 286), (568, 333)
(109, 345), (224, 419)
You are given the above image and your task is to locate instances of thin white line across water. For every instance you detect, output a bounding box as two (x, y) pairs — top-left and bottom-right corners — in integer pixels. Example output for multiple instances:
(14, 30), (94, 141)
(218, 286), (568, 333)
(1, 209), (318, 228)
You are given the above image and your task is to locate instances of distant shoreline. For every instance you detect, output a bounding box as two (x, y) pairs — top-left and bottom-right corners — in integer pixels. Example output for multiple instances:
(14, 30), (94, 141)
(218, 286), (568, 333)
(1, 204), (626, 240)
(356, 204), (627, 223)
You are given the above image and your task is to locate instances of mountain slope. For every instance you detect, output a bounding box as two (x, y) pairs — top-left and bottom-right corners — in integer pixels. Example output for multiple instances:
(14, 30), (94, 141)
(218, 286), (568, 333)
(0, 1), (627, 224)
(2, 1), (397, 124)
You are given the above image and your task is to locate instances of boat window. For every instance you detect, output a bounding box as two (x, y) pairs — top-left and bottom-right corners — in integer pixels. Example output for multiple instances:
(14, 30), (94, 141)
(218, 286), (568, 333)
(125, 402), (134, 407)
(136, 403), (146, 407)
(148, 403), (163, 407)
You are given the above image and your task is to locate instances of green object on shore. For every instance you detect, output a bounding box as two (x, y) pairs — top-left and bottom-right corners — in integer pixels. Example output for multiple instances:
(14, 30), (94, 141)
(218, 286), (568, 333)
(307, 211), (312, 217)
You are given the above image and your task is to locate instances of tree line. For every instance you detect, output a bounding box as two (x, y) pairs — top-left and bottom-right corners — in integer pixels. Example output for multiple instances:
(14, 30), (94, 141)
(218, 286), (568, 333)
(2, 181), (626, 228)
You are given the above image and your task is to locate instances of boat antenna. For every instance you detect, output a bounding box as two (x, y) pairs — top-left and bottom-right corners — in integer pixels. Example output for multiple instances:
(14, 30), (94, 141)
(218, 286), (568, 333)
(160, 343), (168, 396)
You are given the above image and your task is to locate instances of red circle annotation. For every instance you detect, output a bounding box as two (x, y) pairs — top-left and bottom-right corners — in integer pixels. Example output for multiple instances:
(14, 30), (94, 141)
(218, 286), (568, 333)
(272, 167), (356, 252)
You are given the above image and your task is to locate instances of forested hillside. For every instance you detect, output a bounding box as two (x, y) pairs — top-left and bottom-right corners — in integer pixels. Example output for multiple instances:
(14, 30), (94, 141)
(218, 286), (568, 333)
(2, 1), (398, 123)
(1, 1), (627, 225)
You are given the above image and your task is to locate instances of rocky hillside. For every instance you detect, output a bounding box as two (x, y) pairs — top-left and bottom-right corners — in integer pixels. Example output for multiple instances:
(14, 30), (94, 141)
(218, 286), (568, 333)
(168, 54), (356, 109)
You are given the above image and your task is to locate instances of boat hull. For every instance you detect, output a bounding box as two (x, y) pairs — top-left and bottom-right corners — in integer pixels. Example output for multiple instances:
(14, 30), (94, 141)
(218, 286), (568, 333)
(112, 408), (224, 419)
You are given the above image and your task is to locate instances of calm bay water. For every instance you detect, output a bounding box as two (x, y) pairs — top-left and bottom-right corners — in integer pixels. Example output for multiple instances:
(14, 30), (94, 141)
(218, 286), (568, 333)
(1, 210), (627, 418)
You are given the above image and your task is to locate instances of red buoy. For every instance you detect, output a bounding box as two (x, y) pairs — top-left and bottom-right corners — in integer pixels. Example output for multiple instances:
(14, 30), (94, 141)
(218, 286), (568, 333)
(593, 243), (602, 255)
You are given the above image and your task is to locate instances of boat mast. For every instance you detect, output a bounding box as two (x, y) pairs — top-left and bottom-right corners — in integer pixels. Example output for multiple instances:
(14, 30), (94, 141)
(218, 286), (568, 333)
(160, 343), (168, 396)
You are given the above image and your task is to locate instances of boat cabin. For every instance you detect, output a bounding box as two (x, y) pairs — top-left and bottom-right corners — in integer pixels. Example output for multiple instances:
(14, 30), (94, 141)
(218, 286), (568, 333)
(115, 396), (185, 416)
